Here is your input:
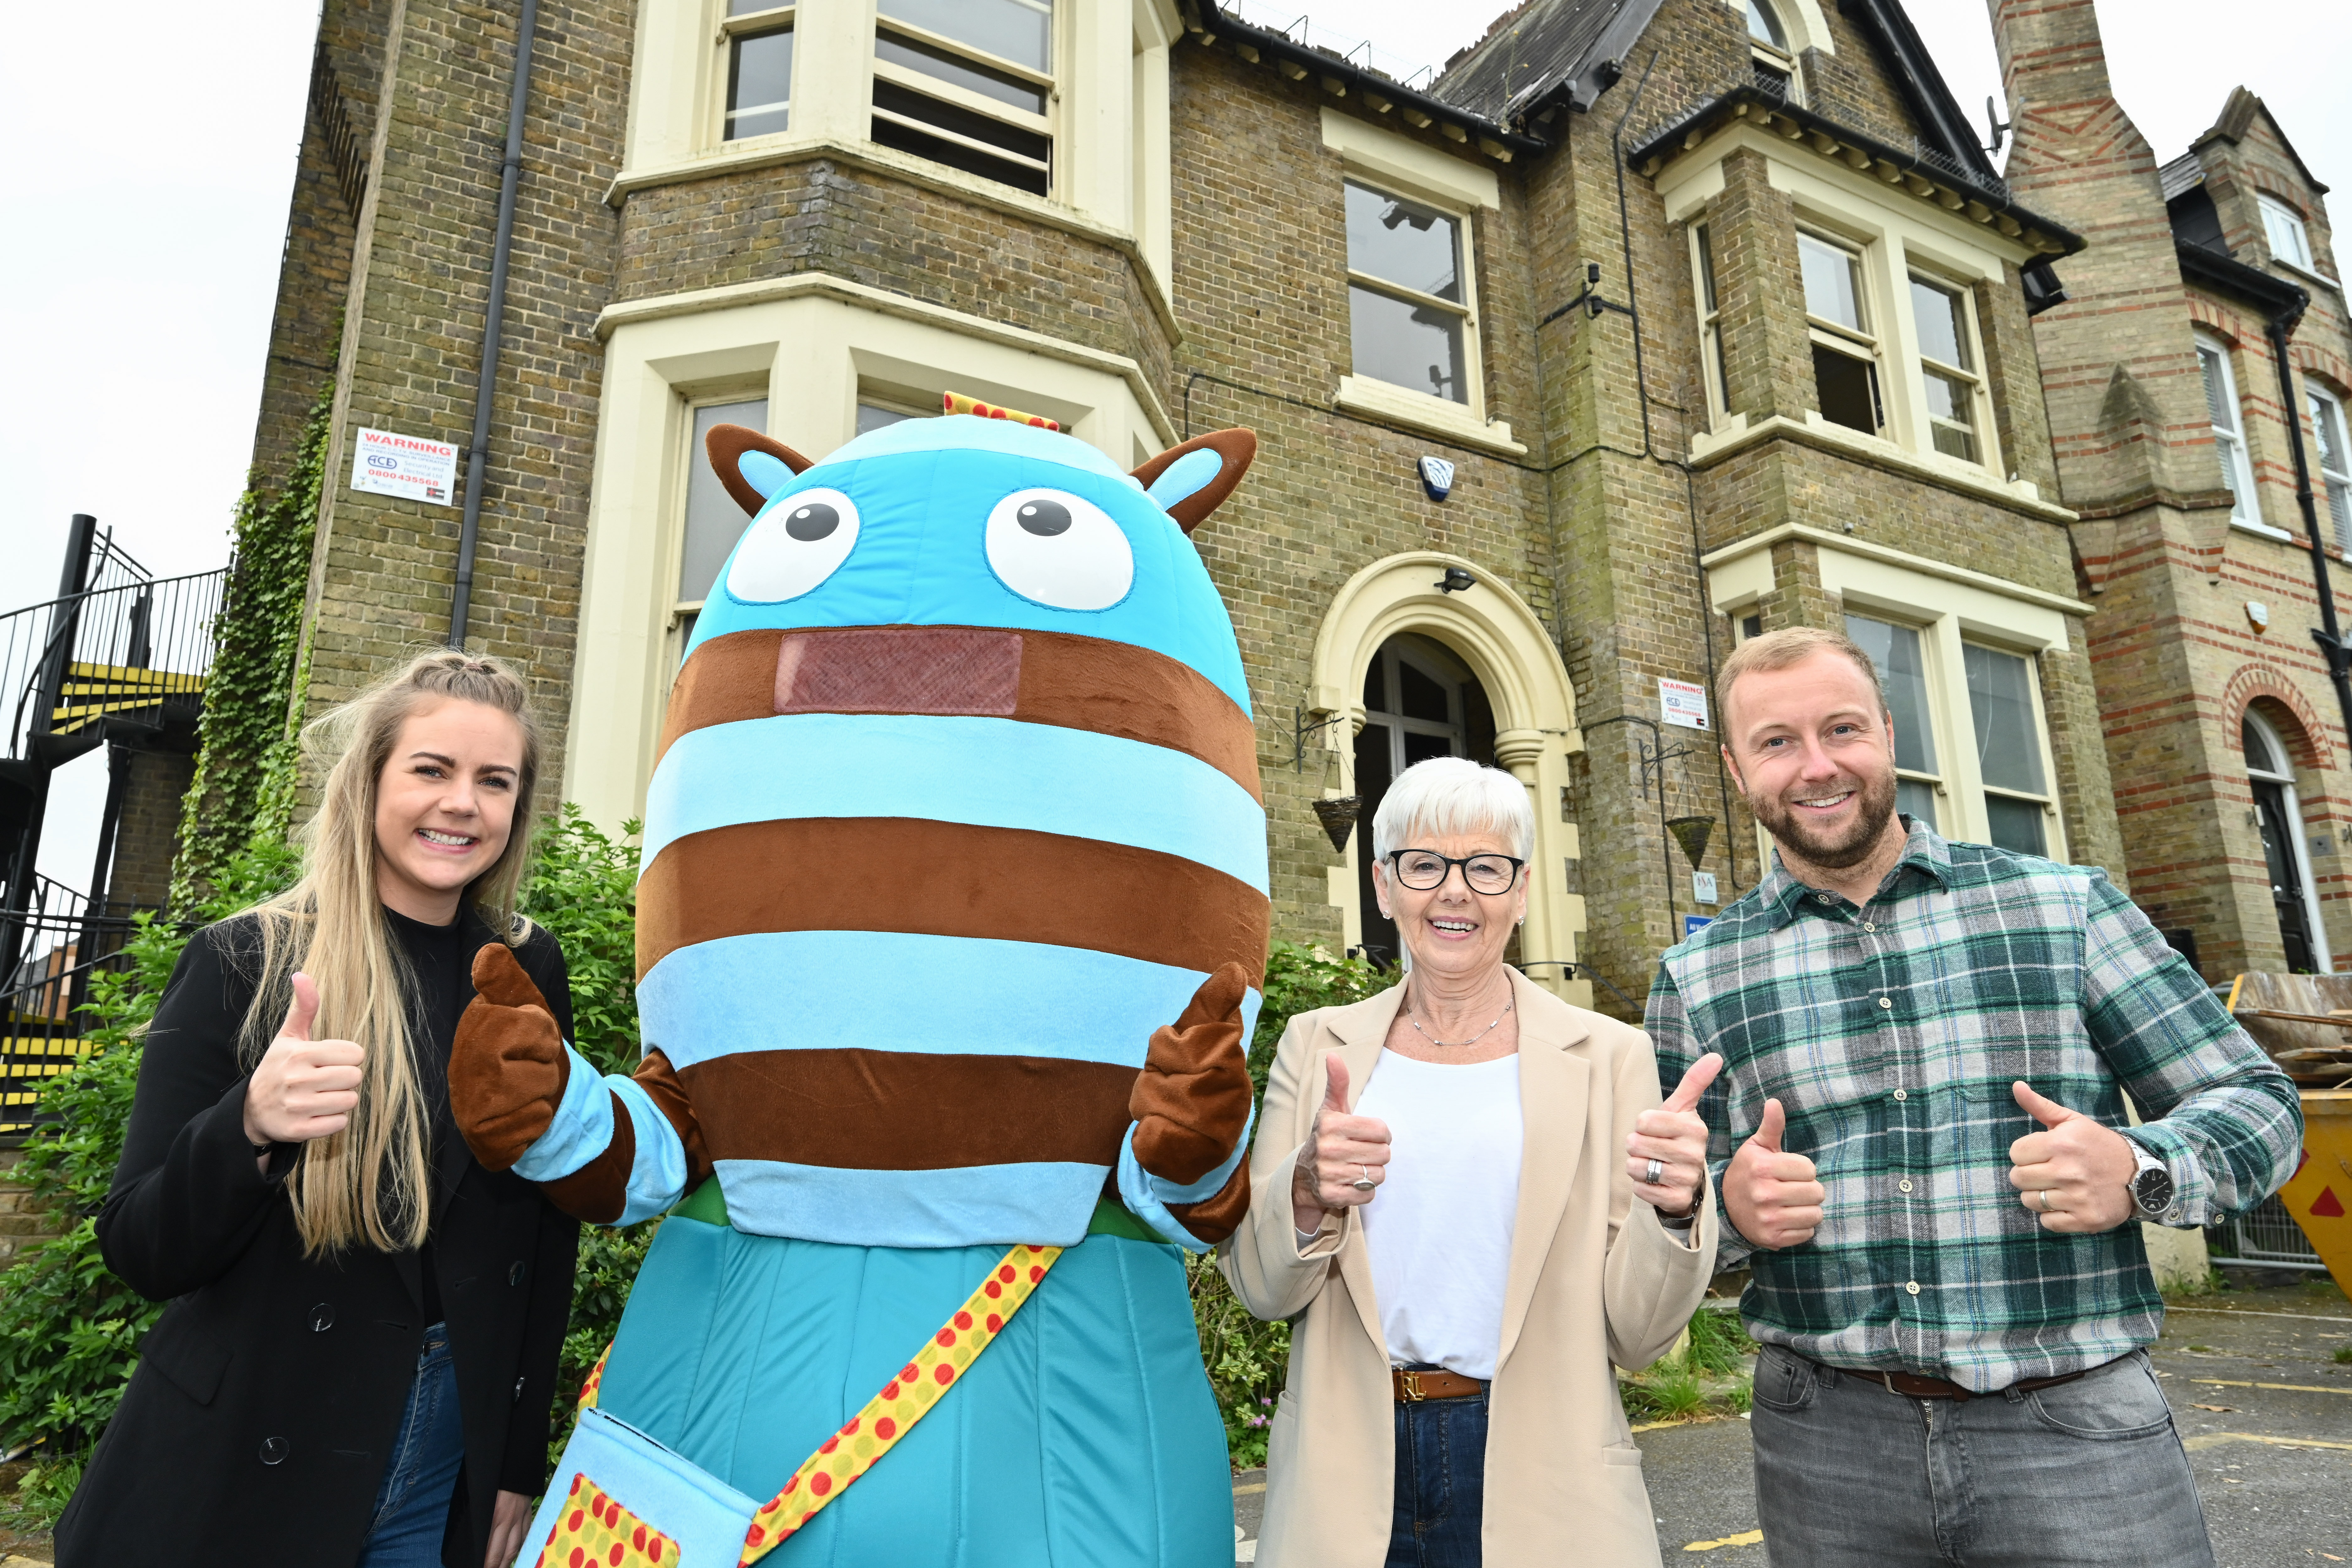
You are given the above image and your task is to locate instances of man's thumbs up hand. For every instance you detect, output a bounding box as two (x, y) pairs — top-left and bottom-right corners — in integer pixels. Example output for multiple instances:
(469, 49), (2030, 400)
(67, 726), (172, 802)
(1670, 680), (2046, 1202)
(1290, 1050), (1393, 1233)
(1721, 1096), (1823, 1249)
(2007, 1081), (2138, 1233)
(242, 972), (366, 1147)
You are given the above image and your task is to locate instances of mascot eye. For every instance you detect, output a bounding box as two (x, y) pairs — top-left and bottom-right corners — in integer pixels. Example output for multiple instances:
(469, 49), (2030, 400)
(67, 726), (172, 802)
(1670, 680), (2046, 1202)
(726, 487), (860, 602)
(985, 488), (1132, 611)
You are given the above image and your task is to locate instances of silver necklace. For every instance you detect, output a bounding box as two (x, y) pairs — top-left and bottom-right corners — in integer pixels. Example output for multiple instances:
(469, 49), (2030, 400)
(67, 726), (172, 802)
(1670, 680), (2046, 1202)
(1403, 982), (1515, 1048)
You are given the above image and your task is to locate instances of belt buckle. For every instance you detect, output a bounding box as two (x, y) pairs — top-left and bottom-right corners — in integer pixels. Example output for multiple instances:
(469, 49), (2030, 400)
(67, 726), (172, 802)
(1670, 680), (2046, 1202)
(1398, 1369), (1426, 1403)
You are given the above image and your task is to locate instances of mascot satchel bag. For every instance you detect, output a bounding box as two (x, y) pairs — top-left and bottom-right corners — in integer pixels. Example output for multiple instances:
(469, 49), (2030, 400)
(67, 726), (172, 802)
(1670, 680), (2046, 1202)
(450, 394), (1270, 1567)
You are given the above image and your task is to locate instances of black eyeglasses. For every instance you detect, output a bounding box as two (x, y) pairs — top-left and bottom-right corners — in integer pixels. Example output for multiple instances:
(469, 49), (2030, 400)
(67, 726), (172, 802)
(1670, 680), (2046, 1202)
(1386, 849), (1526, 894)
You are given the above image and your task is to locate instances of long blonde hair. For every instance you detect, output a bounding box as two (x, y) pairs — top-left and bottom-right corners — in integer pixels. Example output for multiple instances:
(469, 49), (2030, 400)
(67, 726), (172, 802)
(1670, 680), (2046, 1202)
(238, 649), (543, 1256)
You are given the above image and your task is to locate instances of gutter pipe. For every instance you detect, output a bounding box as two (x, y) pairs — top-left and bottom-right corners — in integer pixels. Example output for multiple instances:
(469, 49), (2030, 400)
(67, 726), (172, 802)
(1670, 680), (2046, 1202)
(448, 0), (540, 650)
(2266, 309), (2352, 750)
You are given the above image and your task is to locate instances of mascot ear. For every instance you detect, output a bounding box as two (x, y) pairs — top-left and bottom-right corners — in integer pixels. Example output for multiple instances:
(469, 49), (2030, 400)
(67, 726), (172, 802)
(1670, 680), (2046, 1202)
(1130, 429), (1256, 535)
(706, 424), (815, 518)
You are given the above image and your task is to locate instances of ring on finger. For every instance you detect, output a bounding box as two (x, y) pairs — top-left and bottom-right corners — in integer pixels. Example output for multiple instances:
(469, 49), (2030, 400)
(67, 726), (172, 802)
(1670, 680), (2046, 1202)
(1349, 1163), (1377, 1193)
(1642, 1157), (1665, 1186)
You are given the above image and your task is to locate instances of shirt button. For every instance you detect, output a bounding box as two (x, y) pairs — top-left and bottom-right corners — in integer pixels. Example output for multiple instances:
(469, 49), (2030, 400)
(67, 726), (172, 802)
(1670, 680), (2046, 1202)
(309, 1302), (334, 1333)
(1894, 1088), (1908, 1101)
(1905, 1281), (1921, 1296)
(1864, 921), (1878, 933)
(259, 1436), (289, 1466)
(1878, 996), (1894, 1010)
(1816, 892), (1835, 904)
(1898, 1179), (1914, 1193)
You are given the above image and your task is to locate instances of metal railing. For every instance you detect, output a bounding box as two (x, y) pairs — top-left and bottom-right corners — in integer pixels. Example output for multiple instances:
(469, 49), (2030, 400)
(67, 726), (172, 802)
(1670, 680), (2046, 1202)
(0, 877), (162, 1145)
(2210, 1194), (2330, 1272)
(0, 567), (224, 767)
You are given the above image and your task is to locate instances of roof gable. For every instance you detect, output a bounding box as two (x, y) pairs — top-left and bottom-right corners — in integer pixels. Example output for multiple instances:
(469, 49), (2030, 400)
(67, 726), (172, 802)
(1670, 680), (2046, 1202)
(2192, 85), (2329, 198)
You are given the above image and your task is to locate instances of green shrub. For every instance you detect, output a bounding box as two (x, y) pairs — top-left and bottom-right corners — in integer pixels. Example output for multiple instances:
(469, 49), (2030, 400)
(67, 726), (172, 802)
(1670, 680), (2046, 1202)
(1249, 940), (1385, 1095)
(1187, 1253), (1290, 1470)
(1681, 1304), (1757, 1375)
(0, 840), (298, 1525)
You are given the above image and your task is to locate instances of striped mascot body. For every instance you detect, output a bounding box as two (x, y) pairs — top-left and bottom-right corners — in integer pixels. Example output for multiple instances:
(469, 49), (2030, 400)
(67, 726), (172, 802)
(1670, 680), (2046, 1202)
(455, 406), (1268, 1567)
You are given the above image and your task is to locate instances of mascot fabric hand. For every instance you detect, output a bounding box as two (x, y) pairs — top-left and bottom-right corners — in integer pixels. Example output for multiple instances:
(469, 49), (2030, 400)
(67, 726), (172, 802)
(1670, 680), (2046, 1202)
(457, 404), (1268, 1567)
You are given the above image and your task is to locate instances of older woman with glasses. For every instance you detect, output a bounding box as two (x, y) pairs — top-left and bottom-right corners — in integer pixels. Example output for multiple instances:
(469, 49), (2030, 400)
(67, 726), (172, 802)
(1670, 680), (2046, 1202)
(1223, 756), (1721, 1568)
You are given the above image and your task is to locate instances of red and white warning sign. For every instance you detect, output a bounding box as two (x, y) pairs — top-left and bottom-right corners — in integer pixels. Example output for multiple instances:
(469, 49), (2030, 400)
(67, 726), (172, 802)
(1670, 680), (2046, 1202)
(350, 427), (459, 506)
(1659, 676), (1711, 731)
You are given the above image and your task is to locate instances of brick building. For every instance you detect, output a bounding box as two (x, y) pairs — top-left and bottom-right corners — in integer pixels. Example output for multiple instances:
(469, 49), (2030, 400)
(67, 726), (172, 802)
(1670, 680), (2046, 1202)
(1986, 0), (2352, 984)
(244, 0), (2140, 1015)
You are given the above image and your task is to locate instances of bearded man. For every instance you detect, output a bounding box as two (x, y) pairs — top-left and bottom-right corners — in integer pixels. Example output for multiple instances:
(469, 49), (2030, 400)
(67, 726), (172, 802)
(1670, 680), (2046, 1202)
(1645, 626), (2300, 1568)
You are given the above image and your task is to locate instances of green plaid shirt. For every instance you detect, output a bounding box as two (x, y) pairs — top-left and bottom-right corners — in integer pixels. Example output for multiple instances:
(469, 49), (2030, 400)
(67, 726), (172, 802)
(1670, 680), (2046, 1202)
(1646, 819), (2302, 1391)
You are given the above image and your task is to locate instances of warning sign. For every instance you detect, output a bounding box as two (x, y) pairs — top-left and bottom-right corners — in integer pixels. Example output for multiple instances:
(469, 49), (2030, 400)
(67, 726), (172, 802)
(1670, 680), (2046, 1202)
(1659, 677), (1711, 731)
(350, 427), (460, 506)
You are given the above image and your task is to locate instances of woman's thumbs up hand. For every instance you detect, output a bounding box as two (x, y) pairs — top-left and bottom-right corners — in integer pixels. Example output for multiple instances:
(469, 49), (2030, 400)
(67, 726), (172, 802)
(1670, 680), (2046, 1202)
(242, 973), (366, 1146)
(1290, 1051), (1393, 1232)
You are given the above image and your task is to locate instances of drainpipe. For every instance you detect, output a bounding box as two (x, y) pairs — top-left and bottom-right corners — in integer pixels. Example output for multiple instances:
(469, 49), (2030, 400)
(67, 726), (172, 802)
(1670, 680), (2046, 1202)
(447, 0), (541, 649)
(2267, 308), (2352, 749)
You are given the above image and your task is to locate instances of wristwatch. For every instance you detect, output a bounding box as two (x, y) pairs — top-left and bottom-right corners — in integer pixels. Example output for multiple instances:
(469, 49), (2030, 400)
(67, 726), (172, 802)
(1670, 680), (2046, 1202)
(2125, 1141), (2175, 1221)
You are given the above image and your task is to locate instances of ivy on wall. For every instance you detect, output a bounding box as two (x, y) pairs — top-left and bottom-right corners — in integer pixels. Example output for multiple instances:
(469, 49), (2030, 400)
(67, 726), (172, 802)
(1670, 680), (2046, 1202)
(169, 372), (334, 908)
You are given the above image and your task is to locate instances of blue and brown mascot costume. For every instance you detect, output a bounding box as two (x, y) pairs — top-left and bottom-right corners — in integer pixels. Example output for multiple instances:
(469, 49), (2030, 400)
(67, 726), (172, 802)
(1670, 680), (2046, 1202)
(449, 399), (1267, 1566)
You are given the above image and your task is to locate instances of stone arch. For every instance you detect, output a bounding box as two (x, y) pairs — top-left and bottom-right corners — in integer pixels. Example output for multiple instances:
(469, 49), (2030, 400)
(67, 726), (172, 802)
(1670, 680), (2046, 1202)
(2292, 341), (2352, 400)
(2222, 664), (2335, 771)
(1309, 552), (1588, 1001)
(2186, 294), (2258, 347)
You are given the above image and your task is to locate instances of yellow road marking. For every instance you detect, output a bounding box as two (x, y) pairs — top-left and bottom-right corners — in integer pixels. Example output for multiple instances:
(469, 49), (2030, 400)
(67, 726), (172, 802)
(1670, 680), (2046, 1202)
(2182, 1431), (2352, 1453)
(1683, 1529), (1764, 1552)
(2190, 1378), (2352, 1396)
(1231, 1482), (1265, 1495)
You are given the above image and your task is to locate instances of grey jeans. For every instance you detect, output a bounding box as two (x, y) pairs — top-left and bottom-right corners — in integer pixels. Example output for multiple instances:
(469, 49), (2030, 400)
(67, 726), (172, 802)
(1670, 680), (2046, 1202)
(1749, 1344), (2215, 1568)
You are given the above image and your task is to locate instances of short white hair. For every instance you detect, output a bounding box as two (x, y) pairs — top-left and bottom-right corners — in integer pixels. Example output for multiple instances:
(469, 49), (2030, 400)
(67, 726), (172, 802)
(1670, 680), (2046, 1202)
(1370, 756), (1534, 862)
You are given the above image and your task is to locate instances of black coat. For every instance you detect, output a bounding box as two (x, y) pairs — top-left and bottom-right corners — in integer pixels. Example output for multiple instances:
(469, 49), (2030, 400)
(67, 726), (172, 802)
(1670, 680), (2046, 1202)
(57, 908), (581, 1568)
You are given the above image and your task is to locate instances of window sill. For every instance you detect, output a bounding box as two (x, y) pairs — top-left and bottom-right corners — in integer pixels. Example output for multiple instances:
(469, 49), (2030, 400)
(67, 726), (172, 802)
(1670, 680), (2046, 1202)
(1690, 412), (2074, 523)
(1333, 375), (1525, 456)
(2229, 517), (2298, 543)
(2272, 254), (2343, 293)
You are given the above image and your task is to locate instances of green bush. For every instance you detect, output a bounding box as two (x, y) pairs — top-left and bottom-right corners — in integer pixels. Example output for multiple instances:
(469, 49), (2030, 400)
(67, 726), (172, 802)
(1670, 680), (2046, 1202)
(1248, 940), (1385, 1096)
(0, 840), (298, 1523)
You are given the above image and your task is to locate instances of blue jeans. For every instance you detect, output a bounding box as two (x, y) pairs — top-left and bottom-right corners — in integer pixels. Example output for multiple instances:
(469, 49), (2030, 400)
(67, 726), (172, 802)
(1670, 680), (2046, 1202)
(1385, 1371), (1489, 1568)
(356, 1323), (466, 1568)
(1750, 1345), (2215, 1567)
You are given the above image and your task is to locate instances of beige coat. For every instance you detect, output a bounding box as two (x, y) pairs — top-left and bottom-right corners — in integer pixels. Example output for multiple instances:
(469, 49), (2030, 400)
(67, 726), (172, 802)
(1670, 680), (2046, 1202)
(1220, 967), (1717, 1568)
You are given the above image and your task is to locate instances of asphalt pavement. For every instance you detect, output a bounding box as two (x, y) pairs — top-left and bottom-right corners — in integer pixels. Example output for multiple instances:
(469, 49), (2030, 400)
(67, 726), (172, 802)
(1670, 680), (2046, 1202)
(1231, 1282), (2352, 1565)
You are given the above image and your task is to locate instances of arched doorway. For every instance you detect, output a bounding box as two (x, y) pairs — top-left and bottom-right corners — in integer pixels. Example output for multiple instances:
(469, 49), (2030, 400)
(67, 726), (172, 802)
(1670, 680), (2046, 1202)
(1352, 634), (1498, 966)
(2244, 708), (2327, 973)
(1309, 551), (1587, 1002)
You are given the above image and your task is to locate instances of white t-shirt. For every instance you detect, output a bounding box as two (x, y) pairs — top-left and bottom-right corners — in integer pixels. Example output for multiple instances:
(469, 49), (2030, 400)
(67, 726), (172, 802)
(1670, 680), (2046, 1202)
(1351, 1049), (1524, 1381)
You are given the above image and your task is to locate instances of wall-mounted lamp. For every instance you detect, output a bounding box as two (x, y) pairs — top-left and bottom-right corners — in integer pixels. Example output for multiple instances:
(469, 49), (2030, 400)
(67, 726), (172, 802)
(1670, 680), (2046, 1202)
(1435, 567), (1478, 594)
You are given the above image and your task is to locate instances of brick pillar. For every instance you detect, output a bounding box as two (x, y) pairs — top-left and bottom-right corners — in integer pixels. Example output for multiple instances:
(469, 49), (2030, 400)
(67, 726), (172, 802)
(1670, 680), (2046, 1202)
(1709, 148), (1814, 422)
(1987, 0), (2266, 978)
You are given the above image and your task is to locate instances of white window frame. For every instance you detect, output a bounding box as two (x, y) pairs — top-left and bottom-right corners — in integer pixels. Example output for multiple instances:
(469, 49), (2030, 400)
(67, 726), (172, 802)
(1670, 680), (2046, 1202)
(1343, 176), (1484, 411)
(1908, 271), (1992, 468)
(1693, 222), (1730, 424)
(1706, 533), (2076, 859)
(2196, 330), (2269, 533)
(2244, 708), (2332, 972)
(1744, 0), (1805, 105)
(1961, 639), (2060, 857)
(2307, 385), (2352, 554)
(1799, 225), (1884, 437)
(2260, 193), (2314, 272)
(870, 0), (1058, 198)
(716, 2), (796, 145)
(667, 390), (772, 669)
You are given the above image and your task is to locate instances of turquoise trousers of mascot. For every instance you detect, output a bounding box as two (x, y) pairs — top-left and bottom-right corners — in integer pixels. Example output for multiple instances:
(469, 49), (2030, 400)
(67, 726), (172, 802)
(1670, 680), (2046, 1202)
(595, 1209), (1233, 1567)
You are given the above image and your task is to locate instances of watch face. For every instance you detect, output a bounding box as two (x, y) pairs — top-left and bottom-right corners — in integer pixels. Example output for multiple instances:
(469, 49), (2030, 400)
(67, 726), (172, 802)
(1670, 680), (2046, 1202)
(2133, 1164), (2175, 1216)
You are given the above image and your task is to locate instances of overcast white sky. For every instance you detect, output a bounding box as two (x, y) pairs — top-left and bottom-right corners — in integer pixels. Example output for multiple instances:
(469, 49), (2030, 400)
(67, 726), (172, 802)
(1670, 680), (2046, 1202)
(0, 0), (2345, 891)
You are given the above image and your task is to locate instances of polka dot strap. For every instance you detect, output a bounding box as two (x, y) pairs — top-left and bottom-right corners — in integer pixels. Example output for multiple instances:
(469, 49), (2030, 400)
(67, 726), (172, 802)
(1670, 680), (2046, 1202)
(577, 1345), (611, 1411)
(535, 1474), (679, 1566)
(738, 1243), (1061, 1565)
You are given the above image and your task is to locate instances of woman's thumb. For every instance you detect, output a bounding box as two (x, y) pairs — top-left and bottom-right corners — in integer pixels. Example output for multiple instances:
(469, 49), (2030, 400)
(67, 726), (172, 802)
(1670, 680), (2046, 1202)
(281, 972), (320, 1042)
(1752, 1096), (1786, 1152)
(1320, 1051), (1351, 1115)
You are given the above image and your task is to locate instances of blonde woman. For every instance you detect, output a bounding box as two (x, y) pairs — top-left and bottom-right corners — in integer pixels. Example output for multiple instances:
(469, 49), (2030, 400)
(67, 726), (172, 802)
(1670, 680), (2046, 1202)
(59, 652), (578, 1568)
(1224, 757), (1720, 1568)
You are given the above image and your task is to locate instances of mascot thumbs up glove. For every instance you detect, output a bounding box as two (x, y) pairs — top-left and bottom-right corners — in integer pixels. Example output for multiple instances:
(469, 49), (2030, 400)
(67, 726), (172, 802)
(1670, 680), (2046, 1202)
(452, 943), (701, 1224)
(1119, 960), (1256, 1249)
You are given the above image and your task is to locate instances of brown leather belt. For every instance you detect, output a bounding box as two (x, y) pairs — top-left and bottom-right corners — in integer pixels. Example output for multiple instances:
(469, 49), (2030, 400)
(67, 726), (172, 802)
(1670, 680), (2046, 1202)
(1392, 1367), (1486, 1402)
(1846, 1360), (2105, 1401)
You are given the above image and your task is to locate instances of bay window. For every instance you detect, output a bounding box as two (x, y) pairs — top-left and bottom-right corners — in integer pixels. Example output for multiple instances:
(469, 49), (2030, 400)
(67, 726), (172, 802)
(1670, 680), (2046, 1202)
(1800, 230), (1881, 436)
(1910, 274), (1985, 464)
(871, 0), (1054, 197)
(1964, 642), (2053, 856)
(1694, 223), (1729, 421)
(1845, 613), (1942, 831)
(722, 3), (794, 142)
